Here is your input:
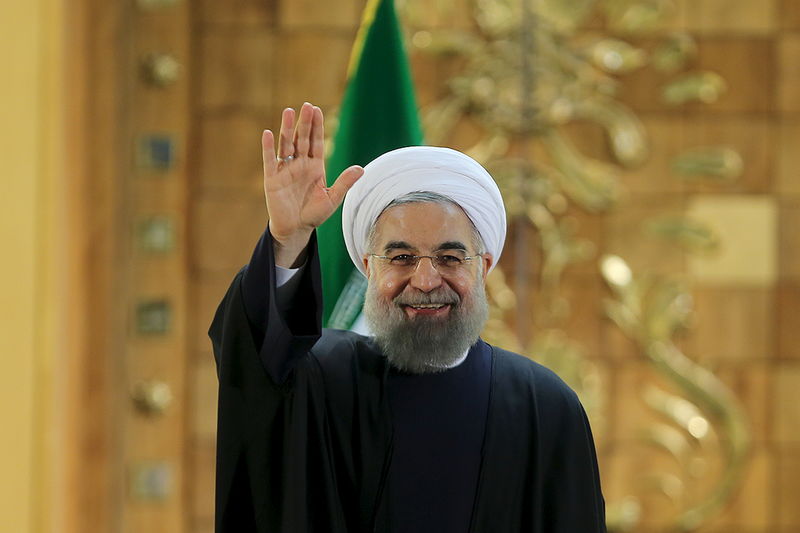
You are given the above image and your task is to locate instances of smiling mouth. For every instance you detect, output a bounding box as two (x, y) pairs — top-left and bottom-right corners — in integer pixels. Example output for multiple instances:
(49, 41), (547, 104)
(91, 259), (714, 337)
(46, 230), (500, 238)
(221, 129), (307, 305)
(401, 303), (452, 317)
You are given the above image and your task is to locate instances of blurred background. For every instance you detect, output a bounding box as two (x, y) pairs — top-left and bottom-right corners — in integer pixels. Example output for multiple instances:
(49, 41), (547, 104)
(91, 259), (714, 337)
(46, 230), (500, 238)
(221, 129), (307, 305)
(1, 0), (798, 531)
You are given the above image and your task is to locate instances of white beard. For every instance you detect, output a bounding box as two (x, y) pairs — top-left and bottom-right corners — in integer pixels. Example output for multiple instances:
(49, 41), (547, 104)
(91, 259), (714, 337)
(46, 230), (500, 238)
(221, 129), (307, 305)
(363, 280), (489, 374)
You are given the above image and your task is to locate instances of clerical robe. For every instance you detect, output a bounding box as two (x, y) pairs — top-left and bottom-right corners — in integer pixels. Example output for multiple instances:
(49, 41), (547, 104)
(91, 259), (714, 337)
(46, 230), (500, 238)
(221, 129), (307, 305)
(209, 231), (606, 532)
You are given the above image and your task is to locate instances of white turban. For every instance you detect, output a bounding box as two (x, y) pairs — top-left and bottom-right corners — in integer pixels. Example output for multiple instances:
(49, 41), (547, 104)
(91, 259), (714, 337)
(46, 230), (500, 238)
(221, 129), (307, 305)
(341, 146), (506, 275)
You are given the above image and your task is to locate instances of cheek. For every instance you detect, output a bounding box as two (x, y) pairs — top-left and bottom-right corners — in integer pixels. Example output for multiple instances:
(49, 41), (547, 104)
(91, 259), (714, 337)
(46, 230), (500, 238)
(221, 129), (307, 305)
(377, 276), (402, 299)
(449, 276), (477, 301)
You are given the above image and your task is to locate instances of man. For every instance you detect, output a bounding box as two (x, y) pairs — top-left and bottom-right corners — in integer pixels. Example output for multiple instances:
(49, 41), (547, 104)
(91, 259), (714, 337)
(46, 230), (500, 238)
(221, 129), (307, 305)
(209, 102), (606, 532)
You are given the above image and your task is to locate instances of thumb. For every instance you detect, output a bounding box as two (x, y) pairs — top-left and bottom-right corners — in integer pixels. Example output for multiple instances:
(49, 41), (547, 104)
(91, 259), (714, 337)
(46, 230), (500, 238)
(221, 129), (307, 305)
(327, 165), (364, 206)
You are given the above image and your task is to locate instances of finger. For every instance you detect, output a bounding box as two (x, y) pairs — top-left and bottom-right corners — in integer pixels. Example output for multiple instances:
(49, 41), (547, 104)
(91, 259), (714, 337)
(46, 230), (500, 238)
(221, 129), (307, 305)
(263, 129), (278, 176)
(278, 108), (295, 159)
(310, 106), (325, 159)
(262, 129), (277, 177)
(294, 102), (313, 157)
(327, 165), (364, 206)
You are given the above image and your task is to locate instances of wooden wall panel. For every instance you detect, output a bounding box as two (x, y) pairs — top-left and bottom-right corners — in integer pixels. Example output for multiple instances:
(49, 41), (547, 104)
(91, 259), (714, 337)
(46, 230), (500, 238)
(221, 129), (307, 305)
(190, 440), (217, 521)
(199, 31), (274, 111)
(674, 0), (777, 34)
(691, 37), (775, 114)
(62, 0), (129, 530)
(191, 358), (219, 441)
(272, 33), (355, 107)
(618, 115), (688, 197)
(612, 362), (677, 442)
(680, 116), (774, 194)
(191, 196), (265, 271)
(604, 199), (688, 275)
(196, 113), (269, 192)
(689, 287), (775, 360)
(602, 320), (642, 361)
(780, 0), (800, 30)
(555, 278), (605, 358)
(199, 0), (276, 28)
(280, 0), (362, 28)
(774, 366), (800, 444)
(779, 199), (800, 281)
(712, 362), (773, 447)
(123, 1), (192, 531)
(777, 34), (800, 112)
(617, 47), (678, 113)
(776, 119), (800, 195)
(697, 449), (774, 532)
(777, 283), (800, 359)
(777, 451), (800, 531)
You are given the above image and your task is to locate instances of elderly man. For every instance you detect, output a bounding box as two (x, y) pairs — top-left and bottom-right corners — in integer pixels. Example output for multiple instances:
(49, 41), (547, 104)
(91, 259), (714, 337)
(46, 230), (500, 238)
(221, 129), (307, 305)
(209, 102), (606, 533)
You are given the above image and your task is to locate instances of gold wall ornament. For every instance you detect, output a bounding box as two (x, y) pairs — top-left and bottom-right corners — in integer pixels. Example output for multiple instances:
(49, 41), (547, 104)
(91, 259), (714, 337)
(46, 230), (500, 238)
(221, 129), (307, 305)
(481, 154), (596, 316)
(671, 146), (744, 182)
(136, 299), (173, 335)
(141, 52), (182, 88)
(643, 215), (720, 253)
(129, 461), (175, 501)
(653, 32), (697, 72)
(603, 0), (676, 33)
(136, 133), (177, 172)
(600, 255), (751, 531)
(136, 216), (177, 254)
(527, 204), (595, 317)
(406, 0), (651, 209)
(132, 380), (174, 415)
(573, 98), (649, 167)
(588, 39), (647, 73)
(537, 0), (597, 32)
(605, 496), (641, 531)
(541, 131), (623, 211)
(483, 267), (525, 352)
(662, 71), (727, 105)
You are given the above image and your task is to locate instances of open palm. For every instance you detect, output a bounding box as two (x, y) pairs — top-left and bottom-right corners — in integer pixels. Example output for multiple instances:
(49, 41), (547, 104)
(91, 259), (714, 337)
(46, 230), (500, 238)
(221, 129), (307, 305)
(262, 103), (363, 246)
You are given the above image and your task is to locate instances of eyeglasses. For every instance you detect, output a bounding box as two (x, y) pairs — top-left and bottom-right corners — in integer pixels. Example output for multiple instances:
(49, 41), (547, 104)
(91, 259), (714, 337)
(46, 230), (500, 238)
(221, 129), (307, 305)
(368, 253), (480, 272)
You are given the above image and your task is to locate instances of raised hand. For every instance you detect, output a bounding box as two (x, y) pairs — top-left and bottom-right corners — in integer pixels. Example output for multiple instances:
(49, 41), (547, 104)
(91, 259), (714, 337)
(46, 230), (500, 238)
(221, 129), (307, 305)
(262, 102), (364, 267)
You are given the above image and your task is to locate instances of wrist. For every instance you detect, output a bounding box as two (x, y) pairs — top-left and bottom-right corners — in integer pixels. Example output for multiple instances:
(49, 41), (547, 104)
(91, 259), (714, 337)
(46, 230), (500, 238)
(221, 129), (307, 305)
(270, 223), (312, 268)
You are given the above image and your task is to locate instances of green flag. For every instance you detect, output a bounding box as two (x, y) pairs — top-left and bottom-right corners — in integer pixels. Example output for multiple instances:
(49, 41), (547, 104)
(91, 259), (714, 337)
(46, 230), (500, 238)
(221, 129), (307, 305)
(319, 0), (423, 328)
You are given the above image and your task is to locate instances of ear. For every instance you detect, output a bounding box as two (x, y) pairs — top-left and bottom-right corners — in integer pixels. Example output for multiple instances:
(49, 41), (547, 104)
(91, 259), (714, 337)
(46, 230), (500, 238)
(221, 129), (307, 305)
(362, 255), (372, 279)
(480, 253), (494, 285)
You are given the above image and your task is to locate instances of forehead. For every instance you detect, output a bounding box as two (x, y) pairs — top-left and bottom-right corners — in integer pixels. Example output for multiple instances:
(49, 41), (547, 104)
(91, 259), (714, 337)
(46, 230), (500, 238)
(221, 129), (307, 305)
(371, 201), (475, 248)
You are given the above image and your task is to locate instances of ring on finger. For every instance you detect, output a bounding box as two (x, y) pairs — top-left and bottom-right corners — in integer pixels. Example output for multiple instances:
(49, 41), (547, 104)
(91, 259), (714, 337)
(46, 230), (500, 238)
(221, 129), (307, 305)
(277, 155), (294, 163)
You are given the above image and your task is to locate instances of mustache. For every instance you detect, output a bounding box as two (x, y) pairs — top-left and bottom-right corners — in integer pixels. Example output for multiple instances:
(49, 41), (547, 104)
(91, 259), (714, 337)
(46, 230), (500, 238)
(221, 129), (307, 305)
(393, 287), (460, 307)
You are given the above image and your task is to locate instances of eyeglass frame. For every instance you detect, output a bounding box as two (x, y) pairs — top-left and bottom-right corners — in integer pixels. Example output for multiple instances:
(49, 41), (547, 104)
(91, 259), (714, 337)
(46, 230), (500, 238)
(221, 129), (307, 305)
(367, 252), (483, 272)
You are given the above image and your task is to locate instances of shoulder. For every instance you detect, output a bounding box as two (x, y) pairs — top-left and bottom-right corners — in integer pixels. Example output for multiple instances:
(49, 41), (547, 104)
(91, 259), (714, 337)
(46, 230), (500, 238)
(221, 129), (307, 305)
(489, 343), (581, 410)
(488, 343), (592, 446)
(310, 329), (384, 375)
(308, 329), (386, 414)
(312, 328), (375, 358)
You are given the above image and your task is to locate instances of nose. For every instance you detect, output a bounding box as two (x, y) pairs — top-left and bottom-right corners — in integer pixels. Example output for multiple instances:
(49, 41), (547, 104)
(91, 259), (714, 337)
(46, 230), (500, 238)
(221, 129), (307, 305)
(408, 256), (443, 292)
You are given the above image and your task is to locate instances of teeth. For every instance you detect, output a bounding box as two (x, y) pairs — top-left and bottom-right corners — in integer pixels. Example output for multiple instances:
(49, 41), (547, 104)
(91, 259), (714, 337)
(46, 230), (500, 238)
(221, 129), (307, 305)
(410, 304), (446, 309)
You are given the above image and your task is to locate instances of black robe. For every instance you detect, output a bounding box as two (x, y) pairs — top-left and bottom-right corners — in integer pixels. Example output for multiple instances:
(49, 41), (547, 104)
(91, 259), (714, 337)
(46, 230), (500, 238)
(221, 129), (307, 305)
(209, 235), (606, 533)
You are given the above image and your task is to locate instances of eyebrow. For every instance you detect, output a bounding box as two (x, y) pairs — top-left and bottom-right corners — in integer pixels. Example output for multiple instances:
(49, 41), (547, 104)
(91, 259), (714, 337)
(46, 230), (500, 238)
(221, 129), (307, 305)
(435, 241), (468, 252)
(383, 241), (417, 253)
(382, 240), (468, 253)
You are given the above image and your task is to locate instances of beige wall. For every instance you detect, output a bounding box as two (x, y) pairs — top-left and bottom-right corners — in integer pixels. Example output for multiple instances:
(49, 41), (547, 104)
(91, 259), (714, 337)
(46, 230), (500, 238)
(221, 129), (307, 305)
(0, 0), (64, 531)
